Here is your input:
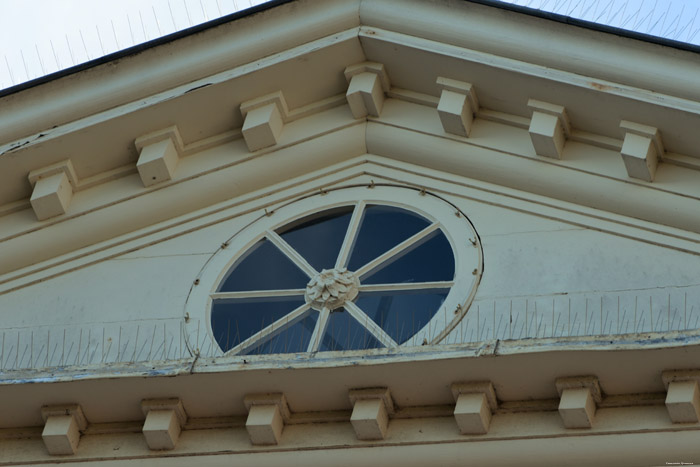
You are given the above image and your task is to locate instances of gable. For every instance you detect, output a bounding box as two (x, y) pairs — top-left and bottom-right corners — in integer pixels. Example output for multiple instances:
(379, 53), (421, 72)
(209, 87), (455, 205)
(2, 0), (700, 463)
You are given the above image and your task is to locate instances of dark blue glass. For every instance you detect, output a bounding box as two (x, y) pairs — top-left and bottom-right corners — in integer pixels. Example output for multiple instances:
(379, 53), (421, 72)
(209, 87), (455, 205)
(211, 297), (306, 353)
(244, 310), (318, 355)
(355, 289), (449, 344)
(361, 230), (455, 284)
(218, 239), (310, 292)
(319, 309), (384, 351)
(347, 205), (430, 271)
(278, 206), (354, 271)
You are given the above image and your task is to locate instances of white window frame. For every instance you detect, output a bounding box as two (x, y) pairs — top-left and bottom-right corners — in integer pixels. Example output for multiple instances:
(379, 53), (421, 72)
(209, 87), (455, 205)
(184, 185), (483, 357)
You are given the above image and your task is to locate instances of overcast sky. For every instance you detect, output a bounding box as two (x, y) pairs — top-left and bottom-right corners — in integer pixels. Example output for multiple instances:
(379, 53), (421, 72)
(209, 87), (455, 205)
(1, 0), (698, 91)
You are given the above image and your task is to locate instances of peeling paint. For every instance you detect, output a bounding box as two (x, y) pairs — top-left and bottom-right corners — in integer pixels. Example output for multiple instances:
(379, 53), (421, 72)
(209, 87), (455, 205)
(589, 82), (612, 91)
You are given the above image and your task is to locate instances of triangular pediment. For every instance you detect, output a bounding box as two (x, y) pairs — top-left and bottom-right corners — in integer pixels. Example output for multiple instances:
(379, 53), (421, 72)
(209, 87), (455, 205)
(0, 0), (698, 282)
(3, 1), (700, 460)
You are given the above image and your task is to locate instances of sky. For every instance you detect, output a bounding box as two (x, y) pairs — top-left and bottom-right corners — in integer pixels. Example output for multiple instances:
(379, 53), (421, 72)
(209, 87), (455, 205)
(498, 0), (700, 41)
(0, 0), (270, 90)
(0, 0), (699, 91)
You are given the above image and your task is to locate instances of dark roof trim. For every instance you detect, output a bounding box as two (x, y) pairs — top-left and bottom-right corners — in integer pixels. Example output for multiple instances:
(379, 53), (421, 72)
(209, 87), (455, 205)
(0, 0), (294, 99)
(467, 0), (700, 55)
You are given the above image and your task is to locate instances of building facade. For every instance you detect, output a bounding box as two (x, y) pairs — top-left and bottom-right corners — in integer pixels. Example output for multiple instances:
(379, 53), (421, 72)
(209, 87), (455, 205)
(1, 1), (700, 465)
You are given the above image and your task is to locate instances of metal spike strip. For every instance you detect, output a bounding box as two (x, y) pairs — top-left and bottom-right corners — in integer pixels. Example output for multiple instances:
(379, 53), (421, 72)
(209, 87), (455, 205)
(0, 0), (264, 91)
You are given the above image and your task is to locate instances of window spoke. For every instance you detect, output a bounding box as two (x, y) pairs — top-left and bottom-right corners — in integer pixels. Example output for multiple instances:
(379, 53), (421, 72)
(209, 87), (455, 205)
(354, 223), (440, 279)
(354, 288), (451, 345)
(212, 289), (306, 300)
(335, 201), (365, 269)
(307, 307), (331, 352)
(358, 281), (454, 293)
(229, 303), (312, 355)
(279, 206), (354, 270)
(345, 301), (398, 348)
(266, 230), (318, 278)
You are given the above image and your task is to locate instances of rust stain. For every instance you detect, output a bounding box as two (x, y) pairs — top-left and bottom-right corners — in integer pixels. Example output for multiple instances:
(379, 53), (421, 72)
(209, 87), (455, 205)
(590, 82), (612, 91)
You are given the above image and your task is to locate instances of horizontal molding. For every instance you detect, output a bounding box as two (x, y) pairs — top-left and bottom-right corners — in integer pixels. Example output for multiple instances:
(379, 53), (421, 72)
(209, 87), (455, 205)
(3, 98), (700, 291)
(2, 330), (700, 436)
(359, 25), (700, 159)
(366, 120), (700, 236)
(360, 0), (700, 104)
(2, 7), (700, 213)
(0, 407), (697, 465)
(0, 0), (359, 146)
(0, 118), (366, 285)
(361, 162), (700, 258)
(0, 166), (371, 297)
(0, 28), (360, 208)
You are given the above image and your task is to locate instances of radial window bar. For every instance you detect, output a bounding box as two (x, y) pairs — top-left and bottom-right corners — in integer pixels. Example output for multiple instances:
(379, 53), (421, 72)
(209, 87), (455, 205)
(335, 201), (366, 269)
(211, 201), (455, 355)
(227, 302), (312, 355)
(353, 223), (441, 279)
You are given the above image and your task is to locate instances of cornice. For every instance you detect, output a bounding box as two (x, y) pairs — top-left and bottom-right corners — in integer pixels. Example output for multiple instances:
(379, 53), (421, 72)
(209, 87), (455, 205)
(361, 0), (700, 102)
(0, 0), (360, 146)
(2, 331), (700, 464)
(0, 0), (699, 282)
(2, 100), (700, 290)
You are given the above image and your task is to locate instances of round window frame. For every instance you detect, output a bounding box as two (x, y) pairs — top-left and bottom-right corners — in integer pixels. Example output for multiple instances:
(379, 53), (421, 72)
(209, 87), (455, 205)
(184, 185), (483, 357)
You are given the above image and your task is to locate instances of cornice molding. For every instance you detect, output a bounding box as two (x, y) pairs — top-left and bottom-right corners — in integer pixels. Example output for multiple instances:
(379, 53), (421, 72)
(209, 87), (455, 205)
(2, 110), (700, 293)
(2, 330), (700, 446)
(0, 0), (360, 145)
(0, 0), (699, 214)
(0, 1), (699, 289)
(360, 0), (700, 102)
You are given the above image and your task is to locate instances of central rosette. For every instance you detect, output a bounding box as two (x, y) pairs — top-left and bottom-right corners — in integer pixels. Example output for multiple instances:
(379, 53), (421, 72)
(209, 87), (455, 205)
(304, 268), (360, 311)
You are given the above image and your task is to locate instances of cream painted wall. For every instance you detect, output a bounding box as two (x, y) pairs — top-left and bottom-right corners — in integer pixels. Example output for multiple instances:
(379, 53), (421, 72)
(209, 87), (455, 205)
(2, 159), (699, 370)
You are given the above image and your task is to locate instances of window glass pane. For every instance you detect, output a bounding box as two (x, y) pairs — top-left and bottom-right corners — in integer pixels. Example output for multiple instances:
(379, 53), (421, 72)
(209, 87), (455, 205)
(354, 289), (449, 344)
(218, 239), (309, 292)
(278, 206), (354, 271)
(361, 230), (455, 284)
(320, 309), (384, 351)
(211, 297), (306, 353)
(244, 310), (318, 355)
(347, 205), (430, 271)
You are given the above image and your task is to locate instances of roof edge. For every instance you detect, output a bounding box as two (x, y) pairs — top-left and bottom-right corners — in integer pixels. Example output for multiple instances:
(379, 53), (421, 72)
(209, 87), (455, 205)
(467, 0), (700, 55)
(0, 0), (295, 99)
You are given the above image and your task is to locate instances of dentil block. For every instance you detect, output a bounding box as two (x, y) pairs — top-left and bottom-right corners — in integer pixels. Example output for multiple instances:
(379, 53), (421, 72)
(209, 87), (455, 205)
(246, 404), (284, 445)
(244, 393), (290, 445)
(351, 398), (389, 440)
(41, 405), (87, 455)
(436, 77), (478, 137)
(134, 126), (184, 187)
(141, 398), (187, 450)
(349, 387), (394, 441)
(666, 380), (700, 423)
(527, 100), (570, 160)
(619, 120), (663, 182)
(28, 159), (78, 220)
(143, 410), (182, 450)
(454, 393), (492, 434)
(240, 91), (290, 152)
(344, 62), (390, 119)
(558, 387), (596, 428)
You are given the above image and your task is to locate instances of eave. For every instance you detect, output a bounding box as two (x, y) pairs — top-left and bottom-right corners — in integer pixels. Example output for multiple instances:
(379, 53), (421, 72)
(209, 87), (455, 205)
(0, 0), (697, 226)
(2, 331), (700, 465)
(0, 1), (698, 244)
(2, 1), (700, 458)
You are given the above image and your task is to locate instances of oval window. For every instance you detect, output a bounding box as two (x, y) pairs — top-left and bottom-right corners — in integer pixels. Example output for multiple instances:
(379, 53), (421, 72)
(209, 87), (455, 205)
(185, 186), (482, 357)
